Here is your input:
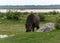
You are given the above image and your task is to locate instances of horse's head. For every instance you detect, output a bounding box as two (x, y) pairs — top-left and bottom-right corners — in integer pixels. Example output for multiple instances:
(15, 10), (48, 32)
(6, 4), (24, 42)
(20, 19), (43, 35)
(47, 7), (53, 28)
(25, 23), (32, 32)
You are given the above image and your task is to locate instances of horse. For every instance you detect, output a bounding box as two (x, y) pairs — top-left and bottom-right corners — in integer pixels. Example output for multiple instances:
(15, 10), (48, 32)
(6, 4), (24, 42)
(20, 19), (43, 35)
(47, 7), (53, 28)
(25, 12), (40, 32)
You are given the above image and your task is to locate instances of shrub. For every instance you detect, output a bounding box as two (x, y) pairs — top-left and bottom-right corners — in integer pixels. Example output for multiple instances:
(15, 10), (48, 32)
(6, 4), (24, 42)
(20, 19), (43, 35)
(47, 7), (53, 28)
(6, 11), (12, 19)
(23, 12), (29, 15)
(6, 10), (21, 20)
(52, 11), (57, 15)
(38, 13), (45, 21)
(48, 11), (57, 15)
(12, 12), (21, 20)
(0, 12), (5, 17)
(55, 16), (60, 29)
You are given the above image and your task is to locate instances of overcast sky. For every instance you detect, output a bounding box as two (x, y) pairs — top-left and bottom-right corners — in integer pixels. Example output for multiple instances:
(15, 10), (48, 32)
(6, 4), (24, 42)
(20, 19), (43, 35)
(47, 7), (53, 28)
(0, 0), (60, 5)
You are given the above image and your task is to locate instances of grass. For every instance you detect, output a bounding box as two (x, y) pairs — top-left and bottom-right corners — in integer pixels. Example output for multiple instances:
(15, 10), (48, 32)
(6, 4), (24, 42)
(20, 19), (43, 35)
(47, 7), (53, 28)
(0, 21), (25, 34)
(45, 15), (56, 22)
(0, 31), (60, 43)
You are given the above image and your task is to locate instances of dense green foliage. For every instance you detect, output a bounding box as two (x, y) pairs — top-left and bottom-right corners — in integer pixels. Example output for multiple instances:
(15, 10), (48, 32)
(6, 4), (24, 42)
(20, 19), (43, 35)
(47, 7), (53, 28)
(6, 11), (21, 20)
(38, 13), (45, 21)
(55, 16), (60, 29)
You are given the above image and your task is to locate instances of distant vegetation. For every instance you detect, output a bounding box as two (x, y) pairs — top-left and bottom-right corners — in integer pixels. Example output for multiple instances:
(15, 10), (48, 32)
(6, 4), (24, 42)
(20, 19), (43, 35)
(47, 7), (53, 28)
(0, 10), (59, 22)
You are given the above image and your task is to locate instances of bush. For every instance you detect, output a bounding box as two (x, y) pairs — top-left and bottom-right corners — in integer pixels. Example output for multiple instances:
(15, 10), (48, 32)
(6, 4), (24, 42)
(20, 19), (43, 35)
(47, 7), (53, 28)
(0, 12), (5, 17)
(48, 11), (58, 15)
(38, 13), (45, 21)
(6, 10), (21, 20)
(55, 16), (60, 29)
(6, 11), (13, 19)
(23, 12), (29, 15)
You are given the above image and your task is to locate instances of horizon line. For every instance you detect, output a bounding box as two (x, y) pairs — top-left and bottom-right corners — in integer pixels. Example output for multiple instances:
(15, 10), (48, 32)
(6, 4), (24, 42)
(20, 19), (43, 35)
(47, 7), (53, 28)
(0, 4), (60, 6)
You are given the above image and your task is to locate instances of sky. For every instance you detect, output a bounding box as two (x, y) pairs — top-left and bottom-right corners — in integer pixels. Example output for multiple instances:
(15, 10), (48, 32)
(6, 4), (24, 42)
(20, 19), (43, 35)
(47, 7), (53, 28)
(0, 0), (60, 5)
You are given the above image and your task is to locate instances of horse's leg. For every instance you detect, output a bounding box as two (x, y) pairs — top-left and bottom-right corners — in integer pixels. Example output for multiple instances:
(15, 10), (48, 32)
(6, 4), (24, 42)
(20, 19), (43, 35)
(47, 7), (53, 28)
(32, 27), (34, 32)
(36, 26), (39, 30)
(26, 29), (31, 32)
(31, 26), (34, 32)
(29, 29), (31, 32)
(26, 30), (28, 32)
(26, 28), (31, 32)
(26, 29), (29, 32)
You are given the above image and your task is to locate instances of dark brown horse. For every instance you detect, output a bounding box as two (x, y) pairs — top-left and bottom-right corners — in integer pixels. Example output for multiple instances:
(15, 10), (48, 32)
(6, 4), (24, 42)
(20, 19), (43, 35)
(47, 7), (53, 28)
(25, 12), (40, 32)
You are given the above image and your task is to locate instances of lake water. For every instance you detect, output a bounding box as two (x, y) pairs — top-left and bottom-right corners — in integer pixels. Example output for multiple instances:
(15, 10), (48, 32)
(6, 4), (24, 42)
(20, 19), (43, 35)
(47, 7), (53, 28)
(0, 9), (60, 12)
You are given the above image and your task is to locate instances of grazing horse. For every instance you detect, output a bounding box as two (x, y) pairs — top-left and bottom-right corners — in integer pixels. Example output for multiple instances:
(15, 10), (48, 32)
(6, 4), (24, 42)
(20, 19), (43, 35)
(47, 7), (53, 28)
(25, 12), (40, 32)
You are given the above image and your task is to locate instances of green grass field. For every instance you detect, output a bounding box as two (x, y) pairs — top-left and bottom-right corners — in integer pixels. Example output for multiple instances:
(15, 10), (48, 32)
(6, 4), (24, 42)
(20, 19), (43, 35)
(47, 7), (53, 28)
(0, 12), (59, 43)
(0, 31), (60, 43)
